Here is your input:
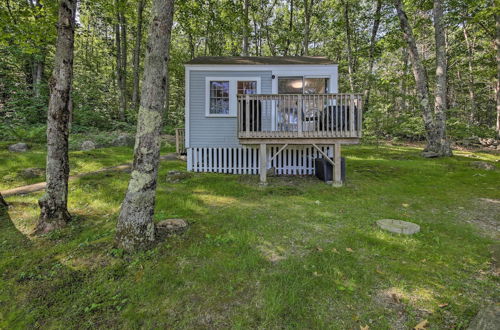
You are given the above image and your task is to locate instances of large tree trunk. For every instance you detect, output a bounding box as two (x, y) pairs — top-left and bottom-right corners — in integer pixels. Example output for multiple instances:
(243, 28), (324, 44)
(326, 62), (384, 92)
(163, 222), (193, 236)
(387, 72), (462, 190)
(363, 0), (382, 112)
(132, 0), (145, 111)
(36, 0), (77, 234)
(496, 12), (500, 137)
(431, 0), (452, 155)
(302, 0), (314, 55)
(395, 0), (451, 156)
(343, 0), (354, 92)
(116, 0), (174, 251)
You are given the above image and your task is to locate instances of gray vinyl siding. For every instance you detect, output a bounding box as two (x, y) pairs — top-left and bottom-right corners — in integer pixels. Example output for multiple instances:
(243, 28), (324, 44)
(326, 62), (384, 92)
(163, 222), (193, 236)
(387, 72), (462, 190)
(189, 70), (272, 147)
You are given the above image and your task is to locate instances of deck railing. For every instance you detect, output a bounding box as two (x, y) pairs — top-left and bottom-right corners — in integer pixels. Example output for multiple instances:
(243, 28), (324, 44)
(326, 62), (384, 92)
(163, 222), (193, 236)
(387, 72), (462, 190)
(237, 93), (363, 139)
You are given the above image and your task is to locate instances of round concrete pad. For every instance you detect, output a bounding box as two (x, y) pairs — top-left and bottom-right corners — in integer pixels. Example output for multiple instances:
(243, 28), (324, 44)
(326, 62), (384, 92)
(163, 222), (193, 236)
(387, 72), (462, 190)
(376, 219), (420, 235)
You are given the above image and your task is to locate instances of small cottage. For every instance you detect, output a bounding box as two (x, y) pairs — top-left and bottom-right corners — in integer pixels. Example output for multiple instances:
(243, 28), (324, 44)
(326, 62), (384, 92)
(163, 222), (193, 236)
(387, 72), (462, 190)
(184, 56), (362, 185)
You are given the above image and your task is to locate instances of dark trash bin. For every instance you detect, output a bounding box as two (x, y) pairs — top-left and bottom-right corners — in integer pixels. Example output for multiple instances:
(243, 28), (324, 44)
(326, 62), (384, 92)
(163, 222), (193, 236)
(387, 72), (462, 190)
(314, 157), (345, 183)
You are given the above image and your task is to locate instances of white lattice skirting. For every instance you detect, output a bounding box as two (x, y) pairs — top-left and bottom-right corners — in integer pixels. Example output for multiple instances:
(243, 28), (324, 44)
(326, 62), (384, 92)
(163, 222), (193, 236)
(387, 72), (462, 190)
(187, 146), (333, 175)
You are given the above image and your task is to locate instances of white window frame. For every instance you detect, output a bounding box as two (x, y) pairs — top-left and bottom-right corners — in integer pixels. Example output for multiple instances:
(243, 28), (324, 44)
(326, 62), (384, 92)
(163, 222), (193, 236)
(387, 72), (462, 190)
(205, 76), (261, 117)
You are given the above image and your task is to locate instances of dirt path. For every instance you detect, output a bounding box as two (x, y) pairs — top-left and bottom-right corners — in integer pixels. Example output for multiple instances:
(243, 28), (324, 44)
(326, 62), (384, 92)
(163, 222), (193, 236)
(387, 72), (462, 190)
(1, 153), (178, 198)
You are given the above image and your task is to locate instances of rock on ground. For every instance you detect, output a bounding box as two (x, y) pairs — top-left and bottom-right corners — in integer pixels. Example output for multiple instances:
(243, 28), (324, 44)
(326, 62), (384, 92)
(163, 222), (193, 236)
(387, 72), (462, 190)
(422, 151), (439, 158)
(80, 140), (96, 151)
(8, 143), (28, 152)
(166, 170), (192, 183)
(376, 219), (420, 235)
(156, 219), (188, 238)
(467, 304), (500, 330)
(471, 161), (496, 171)
(20, 167), (45, 179)
(112, 134), (135, 147)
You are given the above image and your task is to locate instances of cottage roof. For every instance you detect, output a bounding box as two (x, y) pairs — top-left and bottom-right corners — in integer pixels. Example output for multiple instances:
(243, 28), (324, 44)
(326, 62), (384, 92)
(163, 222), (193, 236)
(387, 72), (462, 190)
(185, 56), (335, 65)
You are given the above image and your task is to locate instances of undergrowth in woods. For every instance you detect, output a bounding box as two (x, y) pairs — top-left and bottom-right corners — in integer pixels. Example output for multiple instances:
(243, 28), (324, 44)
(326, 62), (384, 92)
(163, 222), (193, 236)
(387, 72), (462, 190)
(0, 144), (499, 328)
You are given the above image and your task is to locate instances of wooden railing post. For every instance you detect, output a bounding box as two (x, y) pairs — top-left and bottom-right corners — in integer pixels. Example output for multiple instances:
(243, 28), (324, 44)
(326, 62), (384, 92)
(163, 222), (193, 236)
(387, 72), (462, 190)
(297, 94), (303, 137)
(245, 94), (250, 137)
(349, 94), (355, 137)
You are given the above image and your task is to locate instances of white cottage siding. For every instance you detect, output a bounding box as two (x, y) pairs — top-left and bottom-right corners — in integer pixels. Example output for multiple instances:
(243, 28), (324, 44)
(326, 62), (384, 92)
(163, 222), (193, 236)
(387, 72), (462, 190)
(188, 70), (272, 148)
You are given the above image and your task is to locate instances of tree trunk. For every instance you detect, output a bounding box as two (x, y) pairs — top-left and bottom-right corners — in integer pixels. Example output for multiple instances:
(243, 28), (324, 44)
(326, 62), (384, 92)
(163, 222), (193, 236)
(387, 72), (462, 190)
(284, 0), (293, 56)
(32, 57), (44, 98)
(496, 12), (500, 137)
(395, 0), (451, 156)
(463, 22), (477, 124)
(243, 0), (249, 56)
(36, 0), (77, 234)
(302, 0), (313, 56)
(115, 0), (127, 121)
(432, 0), (452, 156)
(116, 0), (175, 252)
(363, 0), (382, 112)
(343, 0), (354, 92)
(0, 193), (7, 210)
(132, 0), (145, 111)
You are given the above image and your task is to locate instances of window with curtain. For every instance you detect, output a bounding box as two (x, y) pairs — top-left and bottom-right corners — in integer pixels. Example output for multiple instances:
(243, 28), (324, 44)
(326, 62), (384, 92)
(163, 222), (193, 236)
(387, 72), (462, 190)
(237, 81), (257, 95)
(209, 81), (229, 114)
(278, 77), (329, 94)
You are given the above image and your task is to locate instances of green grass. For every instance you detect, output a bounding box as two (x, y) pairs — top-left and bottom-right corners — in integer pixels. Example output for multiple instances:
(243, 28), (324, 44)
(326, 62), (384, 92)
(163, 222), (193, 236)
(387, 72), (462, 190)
(0, 141), (175, 191)
(0, 144), (498, 328)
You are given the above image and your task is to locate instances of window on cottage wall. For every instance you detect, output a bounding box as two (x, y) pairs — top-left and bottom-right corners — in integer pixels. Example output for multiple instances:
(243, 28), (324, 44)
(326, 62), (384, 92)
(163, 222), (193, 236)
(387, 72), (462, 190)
(237, 81), (257, 95)
(209, 81), (230, 114)
(278, 77), (330, 94)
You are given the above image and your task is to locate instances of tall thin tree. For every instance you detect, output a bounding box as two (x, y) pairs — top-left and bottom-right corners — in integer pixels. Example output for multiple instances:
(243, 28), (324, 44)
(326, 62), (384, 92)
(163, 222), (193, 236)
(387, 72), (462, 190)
(432, 0), (452, 155)
(363, 0), (382, 111)
(116, 0), (175, 251)
(132, 0), (145, 111)
(394, 0), (452, 156)
(36, 0), (77, 233)
(496, 11), (500, 137)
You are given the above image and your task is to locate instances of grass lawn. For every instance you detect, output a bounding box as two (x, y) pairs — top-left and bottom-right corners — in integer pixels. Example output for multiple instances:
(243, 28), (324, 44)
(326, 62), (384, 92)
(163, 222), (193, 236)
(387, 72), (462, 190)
(0, 144), (498, 328)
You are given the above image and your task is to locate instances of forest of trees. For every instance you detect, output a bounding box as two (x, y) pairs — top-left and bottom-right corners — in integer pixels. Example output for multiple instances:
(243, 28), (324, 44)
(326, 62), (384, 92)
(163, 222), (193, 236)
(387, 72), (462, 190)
(1, 0), (498, 145)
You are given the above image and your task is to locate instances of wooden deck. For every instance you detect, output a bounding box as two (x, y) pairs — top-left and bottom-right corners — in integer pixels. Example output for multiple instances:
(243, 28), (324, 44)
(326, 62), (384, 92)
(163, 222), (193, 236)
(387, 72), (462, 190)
(237, 93), (363, 185)
(237, 93), (362, 144)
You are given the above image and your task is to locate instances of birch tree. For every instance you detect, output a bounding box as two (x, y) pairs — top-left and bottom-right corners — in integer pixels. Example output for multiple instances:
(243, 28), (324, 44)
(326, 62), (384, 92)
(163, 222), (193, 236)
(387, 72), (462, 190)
(116, 0), (174, 251)
(394, 0), (452, 157)
(36, 0), (77, 234)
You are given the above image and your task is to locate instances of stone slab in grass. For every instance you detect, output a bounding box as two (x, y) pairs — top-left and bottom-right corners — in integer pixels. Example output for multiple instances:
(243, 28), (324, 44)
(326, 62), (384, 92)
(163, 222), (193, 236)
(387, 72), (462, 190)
(376, 219), (420, 235)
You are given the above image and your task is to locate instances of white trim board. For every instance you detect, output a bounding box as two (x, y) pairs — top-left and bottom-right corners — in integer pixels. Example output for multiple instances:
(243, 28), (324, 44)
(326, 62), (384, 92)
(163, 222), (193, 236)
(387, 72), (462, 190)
(204, 76), (262, 117)
(185, 65), (190, 148)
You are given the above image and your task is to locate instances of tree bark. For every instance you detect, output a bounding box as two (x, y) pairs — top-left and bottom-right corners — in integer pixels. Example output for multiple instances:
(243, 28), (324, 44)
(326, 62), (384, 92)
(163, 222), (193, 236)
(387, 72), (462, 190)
(32, 57), (44, 98)
(395, 0), (451, 156)
(132, 0), (145, 111)
(116, 0), (174, 251)
(432, 0), (452, 155)
(463, 21), (477, 124)
(36, 0), (77, 234)
(115, 0), (128, 121)
(496, 12), (500, 137)
(284, 0), (293, 56)
(363, 0), (382, 112)
(0, 193), (7, 210)
(343, 0), (354, 92)
(243, 0), (249, 56)
(302, 0), (314, 55)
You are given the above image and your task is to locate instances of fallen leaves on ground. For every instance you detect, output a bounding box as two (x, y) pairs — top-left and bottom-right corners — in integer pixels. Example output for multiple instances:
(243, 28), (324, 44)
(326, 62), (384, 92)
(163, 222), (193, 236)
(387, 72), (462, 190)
(414, 319), (429, 329)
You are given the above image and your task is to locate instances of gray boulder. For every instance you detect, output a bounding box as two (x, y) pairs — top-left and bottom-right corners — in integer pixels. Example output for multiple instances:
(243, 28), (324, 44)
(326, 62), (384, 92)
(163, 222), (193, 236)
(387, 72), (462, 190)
(81, 140), (96, 151)
(20, 167), (45, 179)
(156, 219), (188, 238)
(471, 161), (496, 171)
(8, 143), (28, 152)
(468, 304), (500, 330)
(422, 151), (439, 158)
(112, 134), (135, 147)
